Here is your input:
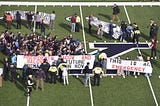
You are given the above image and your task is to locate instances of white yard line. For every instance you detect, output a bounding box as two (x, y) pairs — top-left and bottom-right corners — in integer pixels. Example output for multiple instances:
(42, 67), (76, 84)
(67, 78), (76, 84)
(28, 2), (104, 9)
(147, 77), (159, 106)
(89, 76), (94, 106)
(124, 5), (158, 106)
(27, 96), (30, 106)
(123, 5), (131, 24)
(79, 6), (87, 53)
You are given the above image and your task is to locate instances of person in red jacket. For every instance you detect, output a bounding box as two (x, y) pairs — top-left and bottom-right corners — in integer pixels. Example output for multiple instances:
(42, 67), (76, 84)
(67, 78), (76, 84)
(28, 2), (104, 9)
(5, 13), (12, 29)
(150, 38), (157, 59)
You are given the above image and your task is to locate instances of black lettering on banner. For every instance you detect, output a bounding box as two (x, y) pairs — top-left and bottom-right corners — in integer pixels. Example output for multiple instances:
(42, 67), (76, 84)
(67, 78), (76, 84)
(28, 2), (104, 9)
(130, 61), (136, 65)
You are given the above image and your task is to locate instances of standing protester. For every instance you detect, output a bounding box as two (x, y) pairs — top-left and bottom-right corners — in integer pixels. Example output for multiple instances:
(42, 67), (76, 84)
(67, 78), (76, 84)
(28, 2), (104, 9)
(15, 11), (21, 29)
(144, 56), (152, 77)
(49, 62), (58, 84)
(152, 23), (159, 41)
(26, 75), (34, 96)
(92, 63), (103, 86)
(5, 13), (12, 29)
(111, 4), (120, 22)
(26, 11), (33, 30)
(150, 38), (157, 59)
(36, 68), (46, 91)
(71, 15), (76, 32)
(97, 24), (103, 39)
(88, 14), (94, 34)
(84, 62), (90, 87)
(34, 11), (41, 29)
(100, 58), (107, 74)
(49, 11), (56, 30)
(149, 19), (155, 39)
(2, 58), (9, 81)
(40, 58), (50, 82)
(40, 19), (46, 37)
(132, 23), (140, 44)
(10, 62), (17, 82)
(126, 23), (133, 42)
(62, 64), (69, 85)
(75, 14), (81, 32)
(120, 21), (127, 42)
(58, 59), (66, 83)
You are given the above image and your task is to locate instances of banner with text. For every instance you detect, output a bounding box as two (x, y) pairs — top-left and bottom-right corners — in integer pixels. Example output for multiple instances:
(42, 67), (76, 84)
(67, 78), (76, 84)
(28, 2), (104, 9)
(17, 55), (95, 69)
(107, 58), (152, 73)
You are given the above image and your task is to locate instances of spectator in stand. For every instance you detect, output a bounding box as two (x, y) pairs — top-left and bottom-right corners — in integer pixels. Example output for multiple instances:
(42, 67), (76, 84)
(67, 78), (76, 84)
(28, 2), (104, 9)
(71, 15), (76, 32)
(15, 11), (21, 29)
(40, 19), (46, 36)
(49, 11), (56, 30)
(150, 38), (157, 59)
(26, 11), (33, 30)
(75, 14), (80, 32)
(111, 4), (120, 22)
(5, 12), (12, 29)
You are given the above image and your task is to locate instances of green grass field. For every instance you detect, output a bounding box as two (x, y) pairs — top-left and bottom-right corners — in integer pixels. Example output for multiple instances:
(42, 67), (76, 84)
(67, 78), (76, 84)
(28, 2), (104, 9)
(0, 2), (160, 106)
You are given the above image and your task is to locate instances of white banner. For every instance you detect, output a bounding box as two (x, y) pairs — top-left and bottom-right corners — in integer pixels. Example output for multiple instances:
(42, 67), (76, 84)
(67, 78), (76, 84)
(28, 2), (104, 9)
(107, 58), (152, 73)
(86, 16), (121, 39)
(17, 55), (95, 69)
(5, 10), (53, 24)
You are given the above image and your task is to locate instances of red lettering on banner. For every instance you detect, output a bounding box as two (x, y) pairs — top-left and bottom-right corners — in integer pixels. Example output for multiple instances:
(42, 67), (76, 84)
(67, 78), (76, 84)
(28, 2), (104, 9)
(82, 55), (91, 60)
(62, 55), (74, 60)
(111, 64), (146, 73)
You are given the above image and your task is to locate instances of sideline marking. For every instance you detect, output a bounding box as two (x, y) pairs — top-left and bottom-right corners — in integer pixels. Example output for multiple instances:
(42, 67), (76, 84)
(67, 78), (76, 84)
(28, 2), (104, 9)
(79, 6), (87, 53)
(89, 76), (94, 106)
(147, 77), (159, 106)
(123, 5), (131, 24)
(27, 96), (30, 106)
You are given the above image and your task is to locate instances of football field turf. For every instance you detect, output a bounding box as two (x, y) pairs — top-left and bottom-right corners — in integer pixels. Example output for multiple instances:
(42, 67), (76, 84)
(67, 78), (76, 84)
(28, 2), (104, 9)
(0, 2), (160, 106)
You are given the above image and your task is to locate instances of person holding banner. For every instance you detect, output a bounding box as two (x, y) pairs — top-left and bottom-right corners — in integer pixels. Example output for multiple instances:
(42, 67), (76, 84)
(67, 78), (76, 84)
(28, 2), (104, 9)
(134, 54), (143, 78)
(92, 63), (103, 86)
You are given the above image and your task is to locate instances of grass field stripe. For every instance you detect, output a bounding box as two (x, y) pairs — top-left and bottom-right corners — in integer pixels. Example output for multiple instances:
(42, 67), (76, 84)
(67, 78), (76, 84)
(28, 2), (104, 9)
(79, 5), (87, 53)
(123, 5), (131, 24)
(89, 76), (94, 106)
(147, 77), (159, 106)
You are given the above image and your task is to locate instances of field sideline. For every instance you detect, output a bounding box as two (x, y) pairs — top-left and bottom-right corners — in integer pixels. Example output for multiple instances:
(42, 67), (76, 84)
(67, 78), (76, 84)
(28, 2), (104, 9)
(0, 2), (160, 106)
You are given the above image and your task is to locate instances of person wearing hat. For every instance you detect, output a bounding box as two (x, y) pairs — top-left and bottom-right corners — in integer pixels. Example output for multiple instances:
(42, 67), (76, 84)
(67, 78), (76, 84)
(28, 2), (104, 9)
(62, 64), (69, 85)
(84, 62), (90, 87)
(26, 75), (34, 96)
(92, 63), (103, 86)
(49, 62), (58, 84)
(132, 23), (140, 44)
